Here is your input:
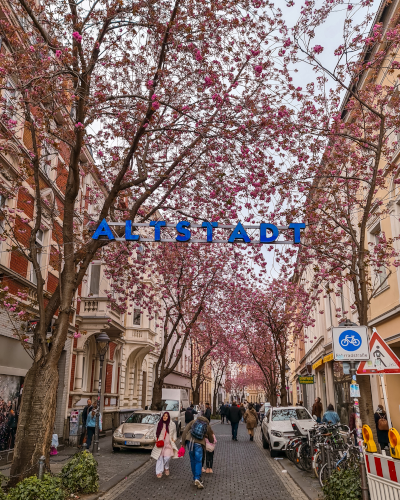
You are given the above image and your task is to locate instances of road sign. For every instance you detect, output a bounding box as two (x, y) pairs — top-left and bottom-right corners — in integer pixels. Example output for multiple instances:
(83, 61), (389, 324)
(357, 330), (400, 375)
(332, 326), (370, 361)
(298, 376), (314, 384)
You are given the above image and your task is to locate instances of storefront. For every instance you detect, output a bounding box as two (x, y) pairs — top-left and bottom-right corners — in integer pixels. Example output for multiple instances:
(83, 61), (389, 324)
(333, 361), (352, 425)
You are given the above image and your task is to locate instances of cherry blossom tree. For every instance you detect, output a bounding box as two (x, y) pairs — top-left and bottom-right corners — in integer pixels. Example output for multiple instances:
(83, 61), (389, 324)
(273, 0), (400, 432)
(0, 0), (297, 481)
(236, 279), (313, 406)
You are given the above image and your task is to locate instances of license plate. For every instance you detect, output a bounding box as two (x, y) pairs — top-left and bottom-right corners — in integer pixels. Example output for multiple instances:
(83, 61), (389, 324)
(125, 440), (140, 446)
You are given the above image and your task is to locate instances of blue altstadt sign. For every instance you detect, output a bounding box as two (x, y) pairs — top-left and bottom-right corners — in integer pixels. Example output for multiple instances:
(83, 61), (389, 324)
(92, 219), (305, 244)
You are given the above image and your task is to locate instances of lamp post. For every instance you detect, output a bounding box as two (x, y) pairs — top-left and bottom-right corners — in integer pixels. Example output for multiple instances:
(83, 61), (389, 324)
(93, 331), (110, 455)
(285, 364), (291, 406)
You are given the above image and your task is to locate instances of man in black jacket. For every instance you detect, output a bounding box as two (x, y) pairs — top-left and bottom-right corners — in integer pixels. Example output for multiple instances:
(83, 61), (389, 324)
(79, 399), (92, 447)
(204, 403), (211, 422)
(227, 401), (241, 441)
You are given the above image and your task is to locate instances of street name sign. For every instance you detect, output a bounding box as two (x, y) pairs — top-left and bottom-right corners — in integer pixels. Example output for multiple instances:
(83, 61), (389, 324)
(357, 330), (400, 375)
(299, 376), (314, 384)
(332, 326), (370, 361)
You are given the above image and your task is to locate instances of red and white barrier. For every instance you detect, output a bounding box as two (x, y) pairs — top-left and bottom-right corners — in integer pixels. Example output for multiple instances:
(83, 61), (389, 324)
(365, 451), (400, 499)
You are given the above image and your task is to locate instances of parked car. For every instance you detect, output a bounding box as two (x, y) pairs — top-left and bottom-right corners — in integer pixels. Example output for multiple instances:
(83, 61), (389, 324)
(112, 410), (161, 452)
(261, 406), (315, 457)
(259, 402), (271, 424)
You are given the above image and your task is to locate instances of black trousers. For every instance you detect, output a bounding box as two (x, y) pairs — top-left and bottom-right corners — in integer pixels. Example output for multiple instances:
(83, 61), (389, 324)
(221, 414), (226, 423)
(86, 427), (95, 449)
(206, 450), (214, 469)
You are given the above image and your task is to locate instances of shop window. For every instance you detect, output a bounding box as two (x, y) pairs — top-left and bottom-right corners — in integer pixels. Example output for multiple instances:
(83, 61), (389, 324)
(333, 361), (352, 426)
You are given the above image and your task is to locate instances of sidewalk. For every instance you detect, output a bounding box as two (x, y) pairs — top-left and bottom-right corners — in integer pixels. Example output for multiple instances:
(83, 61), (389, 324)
(50, 435), (151, 493)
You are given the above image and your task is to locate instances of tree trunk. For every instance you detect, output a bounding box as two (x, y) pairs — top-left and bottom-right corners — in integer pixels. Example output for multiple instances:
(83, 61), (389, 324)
(150, 378), (164, 410)
(212, 391), (217, 415)
(192, 389), (200, 406)
(9, 361), (59, 485)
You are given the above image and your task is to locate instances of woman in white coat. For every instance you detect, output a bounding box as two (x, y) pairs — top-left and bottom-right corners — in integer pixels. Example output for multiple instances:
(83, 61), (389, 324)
(151, 411), (179, 478)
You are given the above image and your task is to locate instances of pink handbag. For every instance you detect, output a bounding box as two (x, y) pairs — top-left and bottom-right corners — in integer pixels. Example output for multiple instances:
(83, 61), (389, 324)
(205, 436), (217, 452)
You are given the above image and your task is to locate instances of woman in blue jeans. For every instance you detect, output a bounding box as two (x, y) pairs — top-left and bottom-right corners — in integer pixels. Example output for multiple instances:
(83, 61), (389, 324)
(181, 416), (214, 490)
(86, 402), (102, 450)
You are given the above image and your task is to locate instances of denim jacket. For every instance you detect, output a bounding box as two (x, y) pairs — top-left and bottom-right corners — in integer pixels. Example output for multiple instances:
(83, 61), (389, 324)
(86, 411), (102, 431)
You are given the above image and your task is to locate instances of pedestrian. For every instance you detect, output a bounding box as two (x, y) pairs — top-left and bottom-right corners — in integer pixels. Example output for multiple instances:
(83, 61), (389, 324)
(322, 404), (340, 424)
(86, 402), (101, 450)
(185, 404), (198, 424)
(151, 411), (179, 478)
(182, 415), (214, 489)
(226, 401), (241, 441)
(204, 402), (211, 422)
(7, 409), (17, 448)
(240, 402), (246, 422)
(349, 406), (360, 446)
(220, 402), (227, 424)
(244, 403), (258, 441)
(312, 397), (323, 424)
(205, 428), (217, 474)
(374, 405), (390, 452)
(79, 399), (92, 448)
(255, 402), (261, 413)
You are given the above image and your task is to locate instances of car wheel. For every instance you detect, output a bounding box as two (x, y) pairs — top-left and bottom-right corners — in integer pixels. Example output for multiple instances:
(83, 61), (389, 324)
(262, 429), (269, 449)
(270, 446), (278, 458)
(113, 447), (120, 452)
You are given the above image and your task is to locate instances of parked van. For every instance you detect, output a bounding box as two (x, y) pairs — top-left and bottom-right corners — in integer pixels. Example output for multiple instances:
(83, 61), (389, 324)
(161, 388), (189, 435)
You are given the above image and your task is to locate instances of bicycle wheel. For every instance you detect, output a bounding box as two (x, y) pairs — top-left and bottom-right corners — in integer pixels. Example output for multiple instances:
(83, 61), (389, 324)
(295, 442), (307, 470)
(313, 450), (322, 479)
(299, 443), (312, 471)
(319, 463), (331, 487)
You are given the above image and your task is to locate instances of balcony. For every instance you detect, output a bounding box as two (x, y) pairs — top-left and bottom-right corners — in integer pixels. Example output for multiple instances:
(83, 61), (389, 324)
(77, 297), (125, 337)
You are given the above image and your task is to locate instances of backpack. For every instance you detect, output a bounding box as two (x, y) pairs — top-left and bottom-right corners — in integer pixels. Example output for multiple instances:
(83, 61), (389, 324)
(190, 419), (208, 440)
(185, 409), (194, 423)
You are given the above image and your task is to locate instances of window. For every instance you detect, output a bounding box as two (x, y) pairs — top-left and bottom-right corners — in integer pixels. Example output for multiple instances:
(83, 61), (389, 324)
(133, 308), (141, 326)
(0, 195), (5, 234)
(40, 146), (53, 178)
(30, 229), (44, 284)
(89, 264), (101, 296)
(271, 408), (312, 421)
(3, 79), (16, 120)
(125, 413), (160, 425)
(371, 226), (387, 288)
(160, 399), (179, 411)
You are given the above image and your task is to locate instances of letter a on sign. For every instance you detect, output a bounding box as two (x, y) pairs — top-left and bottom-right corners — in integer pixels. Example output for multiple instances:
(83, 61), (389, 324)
(357, 329), (400, 375)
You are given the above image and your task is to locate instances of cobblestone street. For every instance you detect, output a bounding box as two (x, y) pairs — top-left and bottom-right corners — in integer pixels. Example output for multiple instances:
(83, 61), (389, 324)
(99, 421), (309, 500)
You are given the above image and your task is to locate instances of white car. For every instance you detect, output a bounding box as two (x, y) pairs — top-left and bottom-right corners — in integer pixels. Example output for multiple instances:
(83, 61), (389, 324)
(261, 406), (315, 457)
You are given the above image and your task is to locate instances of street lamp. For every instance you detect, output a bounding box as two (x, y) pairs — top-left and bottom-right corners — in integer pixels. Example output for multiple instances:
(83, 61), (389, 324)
(93, 331), (110, 455)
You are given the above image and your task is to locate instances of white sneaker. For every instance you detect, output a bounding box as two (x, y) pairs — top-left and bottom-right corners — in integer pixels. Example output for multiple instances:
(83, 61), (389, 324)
(195, 479), (204, 489)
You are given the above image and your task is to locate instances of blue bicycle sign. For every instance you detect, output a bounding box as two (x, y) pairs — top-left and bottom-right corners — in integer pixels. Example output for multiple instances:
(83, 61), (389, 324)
(338, 330), (362, 352)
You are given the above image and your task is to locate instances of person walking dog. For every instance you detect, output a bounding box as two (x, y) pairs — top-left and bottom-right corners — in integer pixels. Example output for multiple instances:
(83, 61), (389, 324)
(244, 403), (258, 441)
(151, 411), (179, 478)
(182, 415), (214, 489)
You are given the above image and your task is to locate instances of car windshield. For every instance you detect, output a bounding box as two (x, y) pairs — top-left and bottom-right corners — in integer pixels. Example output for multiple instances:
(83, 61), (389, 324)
(160, 399), (179, 411)
(271, 409), (311, 421)
(125, 413), (160, 425)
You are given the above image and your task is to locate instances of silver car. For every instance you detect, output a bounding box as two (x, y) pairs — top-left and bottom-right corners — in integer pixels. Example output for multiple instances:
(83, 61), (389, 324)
(261, 406), (315, 457)
(112, 411), (161, 451)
